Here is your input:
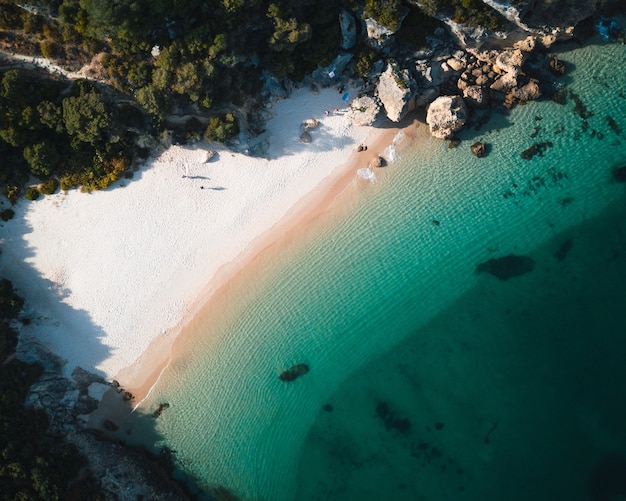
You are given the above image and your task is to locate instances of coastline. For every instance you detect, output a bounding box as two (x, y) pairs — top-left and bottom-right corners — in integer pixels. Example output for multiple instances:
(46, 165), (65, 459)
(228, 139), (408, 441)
(0, 83), (408, 404)
(121, 118), (414, 405)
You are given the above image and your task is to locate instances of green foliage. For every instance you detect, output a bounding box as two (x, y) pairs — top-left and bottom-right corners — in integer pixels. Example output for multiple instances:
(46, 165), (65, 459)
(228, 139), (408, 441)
(364, 0), (407, 30)
(24, 187), (41, 201)
(39, 178), (59, 195)
(204, 113), (239, 143)
(23, 142), (59, 178)
(354, 47), (378, 77)
(62, 92), (110, 144)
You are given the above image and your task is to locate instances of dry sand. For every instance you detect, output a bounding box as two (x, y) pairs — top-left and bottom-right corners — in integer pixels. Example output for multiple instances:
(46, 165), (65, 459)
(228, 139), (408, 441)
(0, 85), (407, 394)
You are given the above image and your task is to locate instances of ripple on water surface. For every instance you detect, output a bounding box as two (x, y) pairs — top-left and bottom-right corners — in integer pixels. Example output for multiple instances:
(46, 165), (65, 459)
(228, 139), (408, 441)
(128, 40), (626, 500)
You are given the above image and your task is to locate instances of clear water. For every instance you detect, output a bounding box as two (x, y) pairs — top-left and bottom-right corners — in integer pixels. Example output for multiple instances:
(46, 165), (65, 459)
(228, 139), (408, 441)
(125, 40), (626, 500)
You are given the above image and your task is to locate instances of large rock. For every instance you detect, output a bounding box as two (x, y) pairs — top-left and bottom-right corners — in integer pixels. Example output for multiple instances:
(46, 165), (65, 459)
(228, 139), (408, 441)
(376, 64), (417, 122)
(364, 18), (394, 49)
(513, 78), (541, 102)
(339, 10), (356, 50)
(346, 95), (381, 126)
(463, 85), (490, 108)
(426, 95), (468, 139)
(493, 49), (526, 76)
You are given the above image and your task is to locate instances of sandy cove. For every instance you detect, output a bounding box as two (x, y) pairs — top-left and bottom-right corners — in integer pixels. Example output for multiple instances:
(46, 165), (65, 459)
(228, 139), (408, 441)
(0, 85), (408, 396)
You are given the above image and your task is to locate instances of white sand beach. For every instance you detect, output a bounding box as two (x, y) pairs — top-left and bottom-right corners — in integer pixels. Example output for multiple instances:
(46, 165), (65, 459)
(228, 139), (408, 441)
(0, 85), (401, 390)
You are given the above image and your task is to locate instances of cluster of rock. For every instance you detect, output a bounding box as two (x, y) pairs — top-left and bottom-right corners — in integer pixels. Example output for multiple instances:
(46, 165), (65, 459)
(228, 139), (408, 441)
(339, 1), (625, 140)
(367, 35), (546, 138)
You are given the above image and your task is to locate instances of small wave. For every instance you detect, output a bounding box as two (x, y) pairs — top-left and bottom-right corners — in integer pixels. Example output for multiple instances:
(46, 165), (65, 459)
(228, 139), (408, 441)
(357, 168), (376, 182)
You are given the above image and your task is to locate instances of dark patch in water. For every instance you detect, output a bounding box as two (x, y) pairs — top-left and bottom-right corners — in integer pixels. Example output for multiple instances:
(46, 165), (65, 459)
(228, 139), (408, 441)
(588, 453), (626, 501)
(554, 239), (574, 262)
(323, 404), (333, 412)
(606, 116), (622, 135)
(530, 126), (541, 138)
(476, 254), (535, 281)
(560, 197), (575, 207)
(569, 90), (594, 119)
(613, 166), (626, 183)
(376, 402), (411, 434)
(521, 141), (553, 160)
(551, 89), (567, 105)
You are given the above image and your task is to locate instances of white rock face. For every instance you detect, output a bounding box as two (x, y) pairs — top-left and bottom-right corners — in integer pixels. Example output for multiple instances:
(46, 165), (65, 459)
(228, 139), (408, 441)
(493, 48), (526, 76)
(376, 64), (416, 122)
(346, 95), (381, 126)
(426, 95), (468, 139)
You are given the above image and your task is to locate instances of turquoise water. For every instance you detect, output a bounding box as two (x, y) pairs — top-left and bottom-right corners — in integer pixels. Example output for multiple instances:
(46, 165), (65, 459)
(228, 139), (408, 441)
(125, 39), (626, 500)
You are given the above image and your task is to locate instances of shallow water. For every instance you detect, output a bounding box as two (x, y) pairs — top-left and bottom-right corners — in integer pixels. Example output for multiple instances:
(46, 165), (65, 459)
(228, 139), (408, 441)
(125, 39), (626, 500)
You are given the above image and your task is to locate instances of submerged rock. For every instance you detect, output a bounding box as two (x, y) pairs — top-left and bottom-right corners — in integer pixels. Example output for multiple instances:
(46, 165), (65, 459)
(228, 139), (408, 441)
(152, 402), (170, 418)
(279, 364), (309, 382)
(549, 57), (566, 76)
(613, 166), (626, 183)
(554, 239), (573, 262)
(299, 131), (312, 143)
(471, 141), (487, 157)
(521, 141), (553, 160)
(476, 254), (535, 280)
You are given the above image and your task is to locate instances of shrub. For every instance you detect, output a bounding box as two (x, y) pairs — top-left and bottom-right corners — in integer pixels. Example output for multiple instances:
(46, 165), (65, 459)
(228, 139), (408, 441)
(24, 187), (40, 201)
(204, 113), (239, 143)
(0, 209), (15, 221)
(3, 186), (19, 204)
(39, 178), (59, 195)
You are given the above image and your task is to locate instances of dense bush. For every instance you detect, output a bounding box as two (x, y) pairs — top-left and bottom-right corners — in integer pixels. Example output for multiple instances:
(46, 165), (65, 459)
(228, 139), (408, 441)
(24, 187), (40, 201)
(204, 113), (239, 143)
(39, 178), (59, 195)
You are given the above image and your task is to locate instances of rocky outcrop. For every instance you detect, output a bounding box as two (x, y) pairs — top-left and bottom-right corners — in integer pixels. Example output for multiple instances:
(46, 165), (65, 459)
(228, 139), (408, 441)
(376, 63), (418, 122)
(471, 141), (488, 157)
(339, 10), (357, 50)
(476, 254), (535, 280)
(279, 363), (309, 382)
(364, 18), (394, 49)
(426, 95), (468, 139)
(346, 95), (381, 126)
(463, 85), (490, 108)
(513, 78), (541, 102)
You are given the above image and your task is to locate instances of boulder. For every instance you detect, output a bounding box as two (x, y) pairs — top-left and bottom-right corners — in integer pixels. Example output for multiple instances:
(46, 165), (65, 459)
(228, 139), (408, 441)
(463, 85), (490, 108)
(476, 254), (535, 280)
(376, 64), (417, 122)
(346, 95), (381, 126)
(299, 131), (312, 143)
(490, 72), (518, 93)
(364, 18), (394, 49)
(513, 79), (541, 102)
(426, 95), (468, 139)
(446, 56), (466, 72)
(493, 49), (525, 76)
(339, 10), (356, 50)
(279, 364), (309, 382)
(549, 57), (566, 76)
(369, 156), (385, 168)
(471, 141), (488, 157)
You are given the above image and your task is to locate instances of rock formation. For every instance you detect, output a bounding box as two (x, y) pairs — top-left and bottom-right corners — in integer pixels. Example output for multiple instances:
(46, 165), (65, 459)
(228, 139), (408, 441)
(346, 95), (381, 126)
(279, 363), (309, 382)
(471, 141), (487, 157)
(339, 10), (357, 50)
(376, 64), (417, 122)
(426, 95), (468, 139)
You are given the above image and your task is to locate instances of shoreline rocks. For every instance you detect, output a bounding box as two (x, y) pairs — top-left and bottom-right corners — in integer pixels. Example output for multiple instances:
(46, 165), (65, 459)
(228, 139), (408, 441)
(426, 95), (468, 139)
(471, 141), (487, 157)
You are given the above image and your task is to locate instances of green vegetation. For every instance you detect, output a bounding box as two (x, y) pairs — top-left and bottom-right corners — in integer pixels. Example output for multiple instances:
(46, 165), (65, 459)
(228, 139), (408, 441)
(417, 0), (505, 30)
(0, 69), (137, 197)
(204, 113), (240, 143)
(364, 0), (407, 30)
(0, 278), (102, 499)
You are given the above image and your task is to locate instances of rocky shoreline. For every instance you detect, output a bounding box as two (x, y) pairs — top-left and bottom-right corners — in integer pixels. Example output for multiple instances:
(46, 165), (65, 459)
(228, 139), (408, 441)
(8, 2), (625, 499)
